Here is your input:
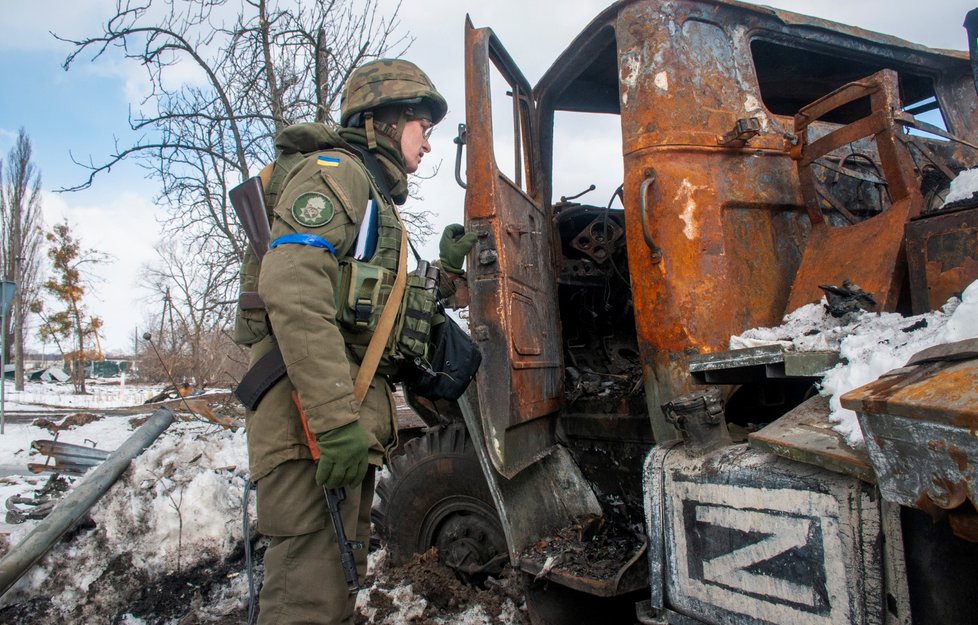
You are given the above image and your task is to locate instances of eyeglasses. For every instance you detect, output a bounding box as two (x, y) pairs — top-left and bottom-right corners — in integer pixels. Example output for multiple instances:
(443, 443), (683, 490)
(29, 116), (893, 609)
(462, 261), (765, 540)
(419, 120), (435, 140)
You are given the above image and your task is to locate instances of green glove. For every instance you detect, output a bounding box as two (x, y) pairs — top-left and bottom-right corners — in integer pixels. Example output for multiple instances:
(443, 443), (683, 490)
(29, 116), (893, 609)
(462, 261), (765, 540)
(439, 223), (477, 274)
(315, 421), (370, 488)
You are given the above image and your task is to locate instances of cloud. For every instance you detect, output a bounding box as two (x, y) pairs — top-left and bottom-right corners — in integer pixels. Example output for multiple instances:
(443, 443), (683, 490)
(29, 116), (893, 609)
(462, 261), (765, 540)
(0, 0), (120, 53)
(37, 190), (161, 353)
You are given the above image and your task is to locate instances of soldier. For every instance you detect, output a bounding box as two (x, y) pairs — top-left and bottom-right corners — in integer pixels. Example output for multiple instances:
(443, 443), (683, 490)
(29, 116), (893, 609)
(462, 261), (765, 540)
(241, 59), (476, 624)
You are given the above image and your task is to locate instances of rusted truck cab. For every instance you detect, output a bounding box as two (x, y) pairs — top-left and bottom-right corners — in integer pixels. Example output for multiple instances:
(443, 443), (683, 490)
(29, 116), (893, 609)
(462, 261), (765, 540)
(378, 2), (978, 624)
(463, 0), (977, 469)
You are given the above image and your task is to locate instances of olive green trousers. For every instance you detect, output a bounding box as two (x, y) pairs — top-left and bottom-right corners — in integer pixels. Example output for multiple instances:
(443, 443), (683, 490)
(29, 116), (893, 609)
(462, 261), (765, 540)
(256, 460), (374, 625)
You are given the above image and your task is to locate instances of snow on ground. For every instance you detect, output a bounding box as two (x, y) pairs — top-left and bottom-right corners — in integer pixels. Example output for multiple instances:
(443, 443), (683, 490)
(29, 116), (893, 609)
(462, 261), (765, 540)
(0, 382), (168, 537)
(0, 384), (525, 624)
(0, 407), (254, 622)
(2, 378), (160, 411)
(731, 279), (978, 447)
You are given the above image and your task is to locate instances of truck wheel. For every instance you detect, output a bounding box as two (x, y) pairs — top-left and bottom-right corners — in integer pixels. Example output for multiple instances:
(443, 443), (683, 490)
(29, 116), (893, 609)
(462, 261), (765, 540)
(374, 423), (507, 583)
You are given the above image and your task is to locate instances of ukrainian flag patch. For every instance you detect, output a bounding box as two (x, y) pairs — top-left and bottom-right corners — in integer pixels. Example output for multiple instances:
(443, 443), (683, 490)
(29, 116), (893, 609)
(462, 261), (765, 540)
(317, 155), (341, 168)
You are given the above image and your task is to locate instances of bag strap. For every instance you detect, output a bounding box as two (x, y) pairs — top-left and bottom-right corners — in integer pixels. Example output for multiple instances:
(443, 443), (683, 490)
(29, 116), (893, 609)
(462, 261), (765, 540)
(344, 147), (408, 404)
(352, 218), (407, 403)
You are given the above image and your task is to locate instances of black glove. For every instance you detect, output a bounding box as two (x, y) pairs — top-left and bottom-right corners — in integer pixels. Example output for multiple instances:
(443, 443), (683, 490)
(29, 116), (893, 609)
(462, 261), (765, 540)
(439, 224), (477, 274)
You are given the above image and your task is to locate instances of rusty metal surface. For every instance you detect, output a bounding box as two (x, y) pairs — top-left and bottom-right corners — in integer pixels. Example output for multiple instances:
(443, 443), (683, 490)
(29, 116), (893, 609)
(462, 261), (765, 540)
(522, 0), (978, 444)
(749, 395), (875, 484)
(29, 440), (111, 476)
(466, 0), (978, 478)
(906, 205), (978, 314)
(788, 70), (923, 313)
(464, 21), (563, 477)
(841, 347), (978, 531)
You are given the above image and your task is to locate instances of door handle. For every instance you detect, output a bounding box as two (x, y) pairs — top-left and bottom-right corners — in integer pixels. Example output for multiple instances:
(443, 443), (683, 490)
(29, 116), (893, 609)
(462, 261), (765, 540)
(454, 123), (467, 189)
(640, 168), (663, 263)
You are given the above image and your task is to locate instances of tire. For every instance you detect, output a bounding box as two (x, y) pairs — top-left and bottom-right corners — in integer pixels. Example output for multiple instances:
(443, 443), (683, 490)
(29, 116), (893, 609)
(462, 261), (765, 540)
(374, 423), (507, 582)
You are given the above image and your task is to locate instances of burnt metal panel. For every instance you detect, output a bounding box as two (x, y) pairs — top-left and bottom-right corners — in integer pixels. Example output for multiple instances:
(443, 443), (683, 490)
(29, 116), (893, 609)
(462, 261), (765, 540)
(609, 0), (819, 441)
(458, 388), (604, 570)
(789, 70), (923, 313)
(841, 347), (978, 537)
(29, 440), (112, 476)
(464, 21), (564, 478)
(749, 394), (875, 484)
(689, 346), (840, 384)
(645, 442), (884, 625)
(905, 205), (978, 314)
(528, 0), (976, 446)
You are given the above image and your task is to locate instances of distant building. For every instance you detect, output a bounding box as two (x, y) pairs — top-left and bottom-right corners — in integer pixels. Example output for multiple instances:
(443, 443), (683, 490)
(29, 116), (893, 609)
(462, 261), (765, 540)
(86, 360), (131, 378)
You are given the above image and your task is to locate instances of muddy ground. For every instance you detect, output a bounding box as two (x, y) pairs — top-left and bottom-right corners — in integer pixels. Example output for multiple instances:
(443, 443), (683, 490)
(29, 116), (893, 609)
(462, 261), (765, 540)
(0, 541), (529, 624)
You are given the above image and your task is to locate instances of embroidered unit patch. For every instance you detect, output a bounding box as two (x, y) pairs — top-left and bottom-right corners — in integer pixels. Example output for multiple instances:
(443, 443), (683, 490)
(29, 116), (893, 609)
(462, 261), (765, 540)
(291, 192), (335, 227)
(317, 155), (341, 167)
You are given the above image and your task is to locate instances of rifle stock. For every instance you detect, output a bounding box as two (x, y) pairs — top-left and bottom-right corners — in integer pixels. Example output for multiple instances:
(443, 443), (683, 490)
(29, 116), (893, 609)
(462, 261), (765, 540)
(229, 176), (271, 260)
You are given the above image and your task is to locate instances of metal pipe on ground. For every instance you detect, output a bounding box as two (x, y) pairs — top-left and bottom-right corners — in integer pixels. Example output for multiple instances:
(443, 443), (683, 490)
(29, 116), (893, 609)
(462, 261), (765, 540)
(0, 408), (175, 597)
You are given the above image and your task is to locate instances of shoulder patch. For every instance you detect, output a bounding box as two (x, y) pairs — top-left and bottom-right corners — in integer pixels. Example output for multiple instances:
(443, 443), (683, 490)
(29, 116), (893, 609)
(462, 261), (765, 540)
(291, 192), (335, 227)
(317, 155), (341, 168)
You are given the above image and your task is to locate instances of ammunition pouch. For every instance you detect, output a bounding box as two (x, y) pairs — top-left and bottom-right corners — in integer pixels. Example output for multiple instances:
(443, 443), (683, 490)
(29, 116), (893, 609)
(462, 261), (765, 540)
(337, 258), (480, 401)
(336, 259), (396, 332)
(391, 262), (440, 363)
(339, 259), (439, 374)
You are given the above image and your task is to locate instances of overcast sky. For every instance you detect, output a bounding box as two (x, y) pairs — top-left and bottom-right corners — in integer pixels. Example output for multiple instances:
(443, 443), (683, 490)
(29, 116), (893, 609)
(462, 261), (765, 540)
(0, 0), (974, 354)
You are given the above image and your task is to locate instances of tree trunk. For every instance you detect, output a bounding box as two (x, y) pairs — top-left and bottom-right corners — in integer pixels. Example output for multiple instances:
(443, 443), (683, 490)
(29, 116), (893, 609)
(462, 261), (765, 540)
(14, 304), (23, 390)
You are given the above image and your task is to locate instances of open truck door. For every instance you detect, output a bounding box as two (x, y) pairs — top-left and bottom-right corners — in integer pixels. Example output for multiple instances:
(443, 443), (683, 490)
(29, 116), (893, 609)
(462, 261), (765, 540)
(457, 20), (639, 612)
(463, 18), (563, 477)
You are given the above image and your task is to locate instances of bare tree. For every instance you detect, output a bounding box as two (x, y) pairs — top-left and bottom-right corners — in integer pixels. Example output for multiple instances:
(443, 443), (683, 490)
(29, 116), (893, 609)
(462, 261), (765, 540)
(32, 222), (109, 394)
(55, 0), (415, 380)
(139, 238), (242, 387)
(0, 129), (45, 390)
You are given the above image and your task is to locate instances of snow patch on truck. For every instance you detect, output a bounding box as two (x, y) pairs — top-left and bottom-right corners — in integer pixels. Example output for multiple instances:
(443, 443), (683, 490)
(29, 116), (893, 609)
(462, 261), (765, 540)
(943, 167), (978, 205)
(731, 279), (978, 447)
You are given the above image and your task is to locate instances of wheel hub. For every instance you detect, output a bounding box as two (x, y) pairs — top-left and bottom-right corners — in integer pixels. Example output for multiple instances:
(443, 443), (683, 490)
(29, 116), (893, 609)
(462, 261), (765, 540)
(420, 498), (506, 581)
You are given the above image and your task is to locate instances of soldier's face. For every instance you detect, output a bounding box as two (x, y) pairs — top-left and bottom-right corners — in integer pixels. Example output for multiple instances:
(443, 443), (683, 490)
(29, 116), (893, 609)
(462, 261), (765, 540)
(400, 119), (433, 173)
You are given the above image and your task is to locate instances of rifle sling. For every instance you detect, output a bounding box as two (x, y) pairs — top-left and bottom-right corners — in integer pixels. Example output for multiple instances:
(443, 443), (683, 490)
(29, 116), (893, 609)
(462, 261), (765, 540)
(352, 225), (407, 403)
(239, 291), (266, 310)
(233, 342), (287, 410)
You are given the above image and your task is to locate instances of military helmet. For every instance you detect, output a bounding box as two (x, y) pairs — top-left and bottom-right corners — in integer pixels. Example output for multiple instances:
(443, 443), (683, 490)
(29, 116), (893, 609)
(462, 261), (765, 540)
(340, 59), (447, 128)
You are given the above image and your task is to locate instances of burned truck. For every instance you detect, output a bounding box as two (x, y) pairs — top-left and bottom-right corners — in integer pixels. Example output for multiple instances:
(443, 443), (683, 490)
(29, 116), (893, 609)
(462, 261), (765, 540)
(373, 1), (978, 624)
